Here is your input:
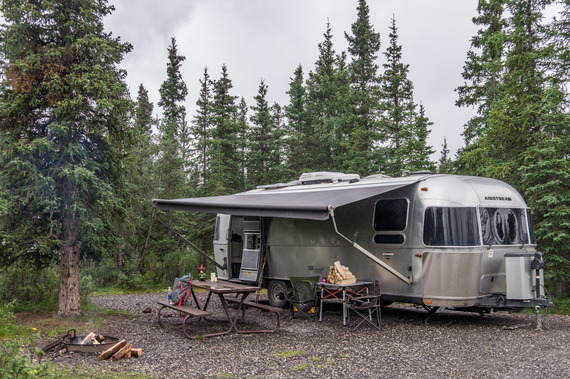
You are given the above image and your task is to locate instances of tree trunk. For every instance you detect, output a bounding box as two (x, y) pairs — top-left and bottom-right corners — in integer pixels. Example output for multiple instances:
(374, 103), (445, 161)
(58, 215), (82, 317)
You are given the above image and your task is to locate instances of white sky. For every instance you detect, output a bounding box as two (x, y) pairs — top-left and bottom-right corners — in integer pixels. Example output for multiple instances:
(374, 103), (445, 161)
(103, 0), (482, 161)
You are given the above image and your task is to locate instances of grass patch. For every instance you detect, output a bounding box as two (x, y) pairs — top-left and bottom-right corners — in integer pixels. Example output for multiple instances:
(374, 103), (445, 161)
(292, 362), (310, 371)
(274, 349), (306, 358)
(552, 297), (570, 314)
(1, 303), (152, 379)
(2, 302), (134, 341)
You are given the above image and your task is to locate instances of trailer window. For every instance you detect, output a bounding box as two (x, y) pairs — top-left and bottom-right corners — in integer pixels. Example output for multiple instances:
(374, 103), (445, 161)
(374, 199), (408, 231)
(374, 234), (405, 244)
(214, 215), (221, 241)
(480, 208), (529, 245)
(423, 207), (479, 246)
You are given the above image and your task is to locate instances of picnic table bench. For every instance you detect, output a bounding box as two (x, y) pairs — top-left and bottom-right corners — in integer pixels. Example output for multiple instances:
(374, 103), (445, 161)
(156, 301), (212, 339)
(224, 297), (283, 333)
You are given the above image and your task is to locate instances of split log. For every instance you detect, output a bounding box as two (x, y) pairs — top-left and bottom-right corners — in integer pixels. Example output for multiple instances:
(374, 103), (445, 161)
(80, 332), (96, 345)
(131, 348), (143, 358)
(98, 340), (127, 360)
(334, 261), (347, 279)
(110, 343), (132, 361)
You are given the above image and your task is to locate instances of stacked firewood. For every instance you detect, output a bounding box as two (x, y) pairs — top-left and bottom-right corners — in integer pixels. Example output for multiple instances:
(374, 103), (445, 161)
(327, 260), (357, 285)
(98, 339), (143, 361)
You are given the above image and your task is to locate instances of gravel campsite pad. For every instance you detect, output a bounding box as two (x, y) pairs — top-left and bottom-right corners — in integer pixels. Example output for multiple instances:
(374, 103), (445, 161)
(46, 292), (569, 378)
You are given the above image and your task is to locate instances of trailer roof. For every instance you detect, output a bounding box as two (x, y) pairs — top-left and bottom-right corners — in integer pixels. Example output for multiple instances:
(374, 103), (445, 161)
(153, 176), (422, 220)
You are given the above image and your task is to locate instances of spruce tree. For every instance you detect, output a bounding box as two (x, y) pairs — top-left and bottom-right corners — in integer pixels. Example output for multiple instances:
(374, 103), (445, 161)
(130, 85), (158, 273)
(306, 20), (347, 171)
(455, 0), (508, 177)
(248, 80), (276, 187)
(483, 0), (552, 182)
(235, 97), (249, 191)
(406, 104), (436, 173)
(456, 0), (507, 145)
(344, 0), (382, 175)
(0, 0), (133, 316)
(457, 0), (568, 296)
(157, 37), (188, 200)
(207, 65), (239, 195)
(379, 15), (418, 176)
(284, 64), (310, 177)
(438, 137), (454, 174)
(191, 67), (213, 190)
(519, 86), (570, 296)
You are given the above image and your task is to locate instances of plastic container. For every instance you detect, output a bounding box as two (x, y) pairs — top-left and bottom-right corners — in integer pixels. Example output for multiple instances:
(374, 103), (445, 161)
(167, 286), (172, 304)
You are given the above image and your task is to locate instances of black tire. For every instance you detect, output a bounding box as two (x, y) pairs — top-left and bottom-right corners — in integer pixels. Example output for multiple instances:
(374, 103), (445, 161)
(267, 280), (290, 308)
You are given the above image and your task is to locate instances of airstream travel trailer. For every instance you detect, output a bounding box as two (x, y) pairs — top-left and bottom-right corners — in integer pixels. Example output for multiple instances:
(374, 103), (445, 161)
(153, 172), (553, 314)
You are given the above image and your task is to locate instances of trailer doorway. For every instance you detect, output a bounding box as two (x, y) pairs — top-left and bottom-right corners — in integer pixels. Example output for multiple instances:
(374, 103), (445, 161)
(214, 215), (262, 281)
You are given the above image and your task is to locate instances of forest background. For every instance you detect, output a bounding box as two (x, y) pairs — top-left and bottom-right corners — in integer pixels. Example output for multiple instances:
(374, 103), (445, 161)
(0, 0), (568, 317)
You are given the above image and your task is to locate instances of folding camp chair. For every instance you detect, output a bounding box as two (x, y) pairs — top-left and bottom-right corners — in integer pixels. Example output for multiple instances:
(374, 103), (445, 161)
(346, 280), (381, 331)
(286, 276), (320, 320)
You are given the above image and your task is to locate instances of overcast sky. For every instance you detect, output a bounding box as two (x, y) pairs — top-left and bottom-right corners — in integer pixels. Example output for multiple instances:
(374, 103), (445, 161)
(104, 0), (483, 161)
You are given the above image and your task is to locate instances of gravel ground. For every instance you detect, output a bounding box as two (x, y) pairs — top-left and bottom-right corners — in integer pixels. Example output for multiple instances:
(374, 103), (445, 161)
(46, 291), (569, 378)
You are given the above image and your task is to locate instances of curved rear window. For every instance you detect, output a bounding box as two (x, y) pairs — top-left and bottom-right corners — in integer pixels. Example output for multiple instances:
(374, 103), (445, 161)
(480, 208), (529, 245)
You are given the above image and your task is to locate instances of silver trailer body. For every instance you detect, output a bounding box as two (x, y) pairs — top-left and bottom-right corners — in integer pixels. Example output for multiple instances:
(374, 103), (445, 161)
(153, 172), (552, 311)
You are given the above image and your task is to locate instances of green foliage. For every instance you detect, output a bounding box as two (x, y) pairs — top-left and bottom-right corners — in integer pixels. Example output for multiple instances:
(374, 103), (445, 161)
(0, 0), (134, 316)
(0, 266), (60, 311)
(456, 0), (569, 295)
(247, 80), (283, 187)
(379, 16), (435, 176)
(344, 0), (382, 175)
(274, 350), (306, 358)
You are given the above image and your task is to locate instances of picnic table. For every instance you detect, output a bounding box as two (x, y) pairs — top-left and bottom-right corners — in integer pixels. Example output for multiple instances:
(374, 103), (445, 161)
(157, 279), (282, 338)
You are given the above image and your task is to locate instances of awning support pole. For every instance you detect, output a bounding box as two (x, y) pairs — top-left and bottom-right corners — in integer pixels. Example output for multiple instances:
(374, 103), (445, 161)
(155, 213), (227, 270)
(328, 205), (411, 285)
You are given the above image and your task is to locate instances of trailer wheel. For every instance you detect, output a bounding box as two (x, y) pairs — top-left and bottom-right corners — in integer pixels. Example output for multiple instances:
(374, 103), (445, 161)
(267, 280), (290, 308)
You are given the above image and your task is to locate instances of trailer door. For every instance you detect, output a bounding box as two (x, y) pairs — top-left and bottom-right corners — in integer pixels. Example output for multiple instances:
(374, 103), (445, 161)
(213, 214), (231, 280)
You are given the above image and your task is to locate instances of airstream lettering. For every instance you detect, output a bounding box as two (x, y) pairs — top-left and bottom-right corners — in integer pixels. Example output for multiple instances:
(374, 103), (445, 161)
(153, 172), (553, 313)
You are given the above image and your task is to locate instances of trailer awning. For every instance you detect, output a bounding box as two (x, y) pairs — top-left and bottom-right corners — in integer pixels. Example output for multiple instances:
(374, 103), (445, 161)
(153, 179), (417, 220)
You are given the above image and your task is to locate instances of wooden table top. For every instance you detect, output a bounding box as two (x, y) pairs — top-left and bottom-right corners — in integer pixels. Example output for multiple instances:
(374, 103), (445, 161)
(191, 280), (260, 293)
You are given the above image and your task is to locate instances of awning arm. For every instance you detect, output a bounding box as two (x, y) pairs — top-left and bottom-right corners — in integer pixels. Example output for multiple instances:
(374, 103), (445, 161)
(156, 216), (227, 271)
(328, 205), (411, 285)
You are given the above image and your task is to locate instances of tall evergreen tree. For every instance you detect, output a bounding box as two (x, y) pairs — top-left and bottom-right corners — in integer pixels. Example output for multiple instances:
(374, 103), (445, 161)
(191, 67), (213, 190)
(270, 102), (288, 182)
(207, 65), (239, 195)
(130, 85), (158, 273)
(344, 0), (382, 175)
(438, 137), (454, 174)
(284, 64), (310, 177)
(248, 80), (277, 187)
(483, 0), (552, 182)
(379, 15), (418, 176)
(457, 0), (568, 296)
(157, 37), (187, 200)
(519, 85), (570, 296)
(406, 104), (436, 173)
(0, 0), (133, 316)
(305, 20), (348, 171)
(456, 0), (507, 145)
(235, 97), (249, 191)
(455, 0), (507, 176)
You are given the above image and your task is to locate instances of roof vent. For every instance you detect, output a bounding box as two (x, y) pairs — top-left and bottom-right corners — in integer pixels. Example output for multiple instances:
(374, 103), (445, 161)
(298, 171), (360, 185)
